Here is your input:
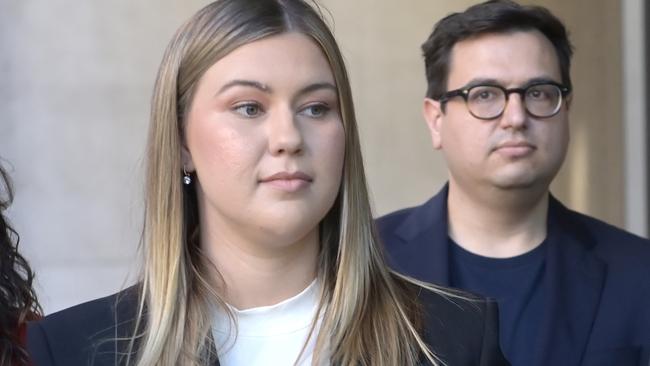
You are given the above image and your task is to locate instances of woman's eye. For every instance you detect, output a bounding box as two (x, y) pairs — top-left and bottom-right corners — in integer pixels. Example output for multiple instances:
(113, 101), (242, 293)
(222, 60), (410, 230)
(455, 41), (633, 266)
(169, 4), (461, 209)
(233, 103), (262, 118)
(301, 103), (330, 118)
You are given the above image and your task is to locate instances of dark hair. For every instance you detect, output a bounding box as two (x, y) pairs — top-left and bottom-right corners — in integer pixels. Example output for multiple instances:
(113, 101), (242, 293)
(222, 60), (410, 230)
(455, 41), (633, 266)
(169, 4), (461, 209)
(422, 0), (574, 100)
(0, 164), (42, 365)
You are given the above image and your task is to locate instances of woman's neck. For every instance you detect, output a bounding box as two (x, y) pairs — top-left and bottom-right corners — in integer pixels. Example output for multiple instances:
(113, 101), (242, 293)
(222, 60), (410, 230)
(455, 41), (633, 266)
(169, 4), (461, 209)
(201, 225), (319, 310)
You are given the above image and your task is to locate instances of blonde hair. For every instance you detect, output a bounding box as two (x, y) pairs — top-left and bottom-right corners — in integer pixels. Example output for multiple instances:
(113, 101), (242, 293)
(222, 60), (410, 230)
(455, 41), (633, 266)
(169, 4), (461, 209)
(131, 0), (447, 365)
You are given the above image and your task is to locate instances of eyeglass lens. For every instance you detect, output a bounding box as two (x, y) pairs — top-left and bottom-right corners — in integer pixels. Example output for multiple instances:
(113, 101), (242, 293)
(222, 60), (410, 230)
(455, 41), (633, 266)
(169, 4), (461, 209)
(467, 84), (563, 119)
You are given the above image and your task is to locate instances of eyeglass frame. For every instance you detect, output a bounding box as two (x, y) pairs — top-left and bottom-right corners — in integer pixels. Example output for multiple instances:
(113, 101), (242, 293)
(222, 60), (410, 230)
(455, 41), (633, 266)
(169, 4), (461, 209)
(436, 81), (572, 120)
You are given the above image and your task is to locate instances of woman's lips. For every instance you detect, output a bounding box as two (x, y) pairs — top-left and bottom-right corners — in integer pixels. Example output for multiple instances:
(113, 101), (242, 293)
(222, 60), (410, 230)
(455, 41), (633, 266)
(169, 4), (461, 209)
(259, 171), (313, 192)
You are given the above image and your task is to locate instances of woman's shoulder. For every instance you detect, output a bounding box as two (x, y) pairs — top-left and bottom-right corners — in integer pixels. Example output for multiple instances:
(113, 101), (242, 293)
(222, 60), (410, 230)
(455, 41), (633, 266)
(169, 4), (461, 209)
(33, 285), (140, 333)
(416, 285), (509, 365)
(27, 285), (141, 366)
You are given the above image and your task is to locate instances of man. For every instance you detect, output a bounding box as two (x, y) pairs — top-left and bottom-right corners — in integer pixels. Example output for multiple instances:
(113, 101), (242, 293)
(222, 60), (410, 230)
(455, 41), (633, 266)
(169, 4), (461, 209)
(377, 1), (650, 365)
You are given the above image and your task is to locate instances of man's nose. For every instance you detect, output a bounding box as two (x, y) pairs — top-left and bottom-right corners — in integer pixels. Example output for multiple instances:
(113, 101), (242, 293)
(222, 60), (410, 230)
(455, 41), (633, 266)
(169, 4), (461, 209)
(499, 93), (528, 130)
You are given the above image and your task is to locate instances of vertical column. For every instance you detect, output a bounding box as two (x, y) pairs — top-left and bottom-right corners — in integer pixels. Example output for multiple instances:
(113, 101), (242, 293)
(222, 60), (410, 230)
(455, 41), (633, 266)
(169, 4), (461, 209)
(623, 0), (648, 237)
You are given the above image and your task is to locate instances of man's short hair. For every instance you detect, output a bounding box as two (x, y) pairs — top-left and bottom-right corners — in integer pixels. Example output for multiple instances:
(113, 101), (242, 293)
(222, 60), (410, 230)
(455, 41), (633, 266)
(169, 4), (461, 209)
(422, 0), (574, 100)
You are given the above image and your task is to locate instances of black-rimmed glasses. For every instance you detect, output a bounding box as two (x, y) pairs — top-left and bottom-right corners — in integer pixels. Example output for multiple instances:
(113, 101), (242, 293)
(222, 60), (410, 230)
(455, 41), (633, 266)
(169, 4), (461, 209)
(438, 82), (571, 120)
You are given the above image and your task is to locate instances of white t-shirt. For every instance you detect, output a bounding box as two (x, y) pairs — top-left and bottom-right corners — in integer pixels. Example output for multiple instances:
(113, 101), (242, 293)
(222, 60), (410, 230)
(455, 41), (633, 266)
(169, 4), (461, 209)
(212, 281), (324, 366)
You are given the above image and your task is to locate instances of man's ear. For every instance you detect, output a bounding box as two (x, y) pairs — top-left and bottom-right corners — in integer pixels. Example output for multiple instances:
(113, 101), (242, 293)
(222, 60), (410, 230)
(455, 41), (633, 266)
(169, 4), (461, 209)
(423, 98), (444, 149)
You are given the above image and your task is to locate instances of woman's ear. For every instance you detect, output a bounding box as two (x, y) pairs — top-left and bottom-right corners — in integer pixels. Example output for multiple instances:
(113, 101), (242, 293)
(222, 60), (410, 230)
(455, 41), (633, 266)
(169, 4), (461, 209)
(423, 98), (444, 150)
(181, 146), (195, 172)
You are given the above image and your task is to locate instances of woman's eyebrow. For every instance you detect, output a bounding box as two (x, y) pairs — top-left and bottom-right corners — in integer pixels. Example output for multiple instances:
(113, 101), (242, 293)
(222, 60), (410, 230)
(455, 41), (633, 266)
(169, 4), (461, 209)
(216, 79), (272, 96)
(296, 82), (337, 96)
(215, 80), (337, 99)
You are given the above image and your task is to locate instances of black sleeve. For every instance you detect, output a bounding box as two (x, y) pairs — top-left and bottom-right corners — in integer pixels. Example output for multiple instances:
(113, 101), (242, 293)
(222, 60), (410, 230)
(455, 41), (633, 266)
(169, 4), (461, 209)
(27, 321), (56, 366)
(480, 300), (510, 366)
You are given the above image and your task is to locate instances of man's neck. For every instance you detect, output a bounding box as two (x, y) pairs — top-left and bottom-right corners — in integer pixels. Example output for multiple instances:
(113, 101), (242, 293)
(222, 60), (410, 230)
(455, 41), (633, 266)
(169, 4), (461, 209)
(447, 181), (549, 258)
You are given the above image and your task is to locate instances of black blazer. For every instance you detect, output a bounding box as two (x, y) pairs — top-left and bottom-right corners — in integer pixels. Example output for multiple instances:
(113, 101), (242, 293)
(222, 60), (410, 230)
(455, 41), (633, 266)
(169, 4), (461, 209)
(377, 184), (650, 366)
(27, 284), (509, 365)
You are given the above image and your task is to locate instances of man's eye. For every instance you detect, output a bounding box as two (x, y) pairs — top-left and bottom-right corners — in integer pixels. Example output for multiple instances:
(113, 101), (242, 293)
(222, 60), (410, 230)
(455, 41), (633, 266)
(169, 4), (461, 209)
(301, 103), (330, 118)
(469, 88), (500, 103)
(233, 103), (262, 117)
(478, 91), (494, 99)
(527, 88), (548, 100)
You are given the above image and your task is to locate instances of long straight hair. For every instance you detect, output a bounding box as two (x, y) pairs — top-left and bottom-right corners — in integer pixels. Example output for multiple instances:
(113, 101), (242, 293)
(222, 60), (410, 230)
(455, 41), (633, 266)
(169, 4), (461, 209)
(133, 0), (445, 364)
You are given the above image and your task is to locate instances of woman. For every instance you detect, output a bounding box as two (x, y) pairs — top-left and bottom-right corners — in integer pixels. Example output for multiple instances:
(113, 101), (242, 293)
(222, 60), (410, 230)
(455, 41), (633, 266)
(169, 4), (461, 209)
(27, 1), (508, 365)
(1, 164), (42, 365)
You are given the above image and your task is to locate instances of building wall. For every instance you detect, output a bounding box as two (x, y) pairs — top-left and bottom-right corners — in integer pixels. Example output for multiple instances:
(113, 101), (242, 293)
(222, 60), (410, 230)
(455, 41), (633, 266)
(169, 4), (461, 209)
(0, 0), (211, 313)
(0, 0), (627, 313)
(539, 0), (624, 228)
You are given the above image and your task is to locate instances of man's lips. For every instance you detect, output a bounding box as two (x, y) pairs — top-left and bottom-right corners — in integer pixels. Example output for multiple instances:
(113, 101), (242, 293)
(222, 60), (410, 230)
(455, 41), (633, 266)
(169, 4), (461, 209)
(493, 141), (536, 157)
(259, 171), (313, 192)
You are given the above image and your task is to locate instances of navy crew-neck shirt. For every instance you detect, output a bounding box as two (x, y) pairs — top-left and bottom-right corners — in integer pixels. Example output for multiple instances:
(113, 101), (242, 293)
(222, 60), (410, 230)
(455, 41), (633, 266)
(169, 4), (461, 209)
(449, 237), (547, 366)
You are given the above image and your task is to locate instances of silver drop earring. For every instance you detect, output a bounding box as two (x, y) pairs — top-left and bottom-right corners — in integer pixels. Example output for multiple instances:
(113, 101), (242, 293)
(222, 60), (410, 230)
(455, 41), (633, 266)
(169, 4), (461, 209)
(183, 167), (192, 185)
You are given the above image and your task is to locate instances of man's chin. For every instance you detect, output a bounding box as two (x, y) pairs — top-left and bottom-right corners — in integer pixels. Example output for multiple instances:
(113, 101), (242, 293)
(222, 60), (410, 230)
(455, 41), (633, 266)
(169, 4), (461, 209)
(490, 174), (540, 191)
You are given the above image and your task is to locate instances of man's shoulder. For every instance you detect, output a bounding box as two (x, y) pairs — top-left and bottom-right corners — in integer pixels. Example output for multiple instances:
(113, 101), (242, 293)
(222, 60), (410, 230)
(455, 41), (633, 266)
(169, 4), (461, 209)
(559, 203), (650, 254)
(376, 203), (421, 230)
(376, 190), (446, 235)
(555, 203), (650, 281)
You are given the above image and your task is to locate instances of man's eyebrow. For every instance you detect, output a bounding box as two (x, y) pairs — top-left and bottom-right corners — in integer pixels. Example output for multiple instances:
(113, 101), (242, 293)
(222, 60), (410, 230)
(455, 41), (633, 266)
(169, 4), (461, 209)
(216, 80), (272, 95)
(459, 76), (562, 90)
(459, 78), (501, 89)
(521, 77), (563, 87)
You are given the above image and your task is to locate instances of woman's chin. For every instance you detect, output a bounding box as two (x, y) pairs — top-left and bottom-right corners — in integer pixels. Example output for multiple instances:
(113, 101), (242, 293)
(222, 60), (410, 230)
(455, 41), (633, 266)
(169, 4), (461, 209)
(252, 219), (320, 248)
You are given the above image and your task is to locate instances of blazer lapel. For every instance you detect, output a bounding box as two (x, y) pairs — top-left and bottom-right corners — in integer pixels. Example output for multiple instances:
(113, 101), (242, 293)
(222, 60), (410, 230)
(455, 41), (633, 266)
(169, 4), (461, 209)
(394, 184), (451, 286)
(530, 196), (607, 366)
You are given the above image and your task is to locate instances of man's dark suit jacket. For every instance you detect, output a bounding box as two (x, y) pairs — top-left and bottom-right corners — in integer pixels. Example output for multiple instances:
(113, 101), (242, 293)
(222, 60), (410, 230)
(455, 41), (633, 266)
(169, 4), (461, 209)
(27, 283), (510, 365)
(377, 185), (650, 366)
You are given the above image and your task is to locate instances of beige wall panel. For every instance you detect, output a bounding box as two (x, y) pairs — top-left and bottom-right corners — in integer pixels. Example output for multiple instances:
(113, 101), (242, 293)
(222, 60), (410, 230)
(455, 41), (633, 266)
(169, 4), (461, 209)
(1, 0), (211, 312)
(320, 0), (479, 215)
(534, 0), (624, 227)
